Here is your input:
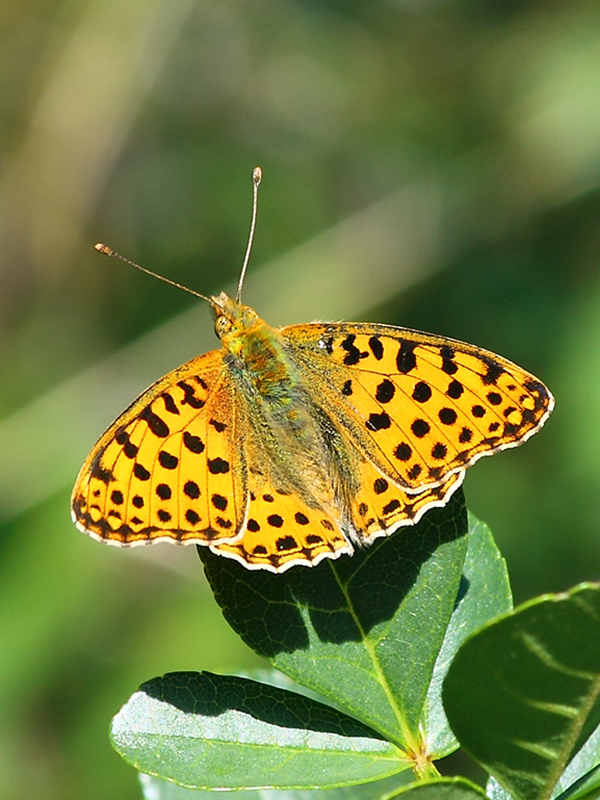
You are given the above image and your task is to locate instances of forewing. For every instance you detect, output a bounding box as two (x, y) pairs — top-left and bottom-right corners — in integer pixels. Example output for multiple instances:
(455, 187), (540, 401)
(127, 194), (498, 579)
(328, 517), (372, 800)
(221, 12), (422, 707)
(71, 350), (247, 546)
(284, 322), (554, 491)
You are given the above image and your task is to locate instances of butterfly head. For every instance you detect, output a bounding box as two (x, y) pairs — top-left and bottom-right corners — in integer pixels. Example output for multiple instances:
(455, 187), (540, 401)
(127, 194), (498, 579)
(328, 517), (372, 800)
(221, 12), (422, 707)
(210, 291), (261, 348)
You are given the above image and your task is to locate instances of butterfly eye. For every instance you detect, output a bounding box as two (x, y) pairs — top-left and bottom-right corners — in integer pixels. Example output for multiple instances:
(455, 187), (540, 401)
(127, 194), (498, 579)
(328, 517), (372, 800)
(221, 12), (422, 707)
(215, 315), (233, 338)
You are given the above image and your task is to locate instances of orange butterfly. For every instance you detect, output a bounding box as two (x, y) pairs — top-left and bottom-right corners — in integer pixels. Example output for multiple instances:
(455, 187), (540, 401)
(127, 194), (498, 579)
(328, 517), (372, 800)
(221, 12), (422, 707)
(72, 169), (553, 572)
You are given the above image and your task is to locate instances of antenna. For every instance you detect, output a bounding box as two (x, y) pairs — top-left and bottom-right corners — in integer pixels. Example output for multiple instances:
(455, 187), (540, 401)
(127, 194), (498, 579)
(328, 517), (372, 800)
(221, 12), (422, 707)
(236, 166), (262, 302)
(95, 167), (262, 305)
(94, 243), (210, 303)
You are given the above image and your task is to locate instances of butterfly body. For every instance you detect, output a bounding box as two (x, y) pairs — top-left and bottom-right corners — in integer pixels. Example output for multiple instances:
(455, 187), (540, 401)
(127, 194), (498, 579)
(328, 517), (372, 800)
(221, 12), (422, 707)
(214, 293), (351, 521)
(72, 291), (553, 572)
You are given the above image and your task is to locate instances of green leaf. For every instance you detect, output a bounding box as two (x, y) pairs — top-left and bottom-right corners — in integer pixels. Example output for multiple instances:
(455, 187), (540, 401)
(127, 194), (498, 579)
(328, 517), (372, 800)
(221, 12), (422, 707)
(443, 583), (600, 800)
(140, 771), (412, 799)
(424, 513), (512, 756)
(556, 765), (600, 800)
(392, 777), (489, 798)
(111, 671), (406, 790)
(486, 777), (514, 800)
(200, 491), (468, 753)
(138, 774), (487, 800)
(555, 721), (600, 800)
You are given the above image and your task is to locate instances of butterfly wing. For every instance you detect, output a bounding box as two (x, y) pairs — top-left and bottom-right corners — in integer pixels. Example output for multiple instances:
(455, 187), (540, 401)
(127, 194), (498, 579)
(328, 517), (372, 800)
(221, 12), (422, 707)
(72, 315), (552, 571)
(211, 469), (464, 572)
(71, 350), (248, 546)
(210, 471), (353, 571)
(350, 459), (464, 544)
(283, 321), (554, 492)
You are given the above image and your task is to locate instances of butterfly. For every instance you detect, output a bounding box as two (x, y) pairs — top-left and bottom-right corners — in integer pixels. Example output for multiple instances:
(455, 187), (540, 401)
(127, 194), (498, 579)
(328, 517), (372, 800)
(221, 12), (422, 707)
(71, 168), (554, 572)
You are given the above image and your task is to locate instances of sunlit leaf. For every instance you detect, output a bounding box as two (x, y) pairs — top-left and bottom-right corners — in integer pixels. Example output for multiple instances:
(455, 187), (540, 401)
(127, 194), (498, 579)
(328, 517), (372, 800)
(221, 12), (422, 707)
(112, 671), (406, 790)
(444, 583), (600, 800)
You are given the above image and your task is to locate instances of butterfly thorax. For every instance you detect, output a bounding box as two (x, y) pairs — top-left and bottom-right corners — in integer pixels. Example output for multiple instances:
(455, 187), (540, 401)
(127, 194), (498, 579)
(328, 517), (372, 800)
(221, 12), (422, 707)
(212, 292), (299, 402)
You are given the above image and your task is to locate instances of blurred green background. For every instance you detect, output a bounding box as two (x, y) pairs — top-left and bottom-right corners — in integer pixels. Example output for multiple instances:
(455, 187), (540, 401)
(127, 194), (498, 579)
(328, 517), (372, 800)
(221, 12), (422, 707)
(1, 1), (600, 798)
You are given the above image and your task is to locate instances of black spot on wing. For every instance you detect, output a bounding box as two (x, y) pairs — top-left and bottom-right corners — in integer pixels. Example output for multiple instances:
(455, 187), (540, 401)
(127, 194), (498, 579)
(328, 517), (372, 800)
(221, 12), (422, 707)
(161, 393), (180, 415)
(209, 418), (227, 432)
(341, 334), (361, 365)
(276, 535), (297, 551)
(139, 406), (170, 438)
(411, 419), (430, 438)
(134, 463), (150, 481)
(373, 478), (389, 494)
(396, 341), (417, 373)
(439, 408), (457, 425)
(447, 380), (464, 399)
(395, 442), (412, 461)
(185, 509), (200, 525)
(211, 494), (227, 510)
(158, 451), (178, 470)
(440, 346), (458, 375)
(412, 382), (432, 403)
(368, 336), (384, 360)
(382, 498), (401, 515)
(183, 432), (205, 454)
(431, 443), (448, 460)
(185, 481), (201, 499)
(91, 456), (113, 484)
(208, 457), (230, 474)
(458, 427), (472, 443)
(408, 464), (422, 480)
(480, 356), (504, 386)
(375, 379), (395, 404)
(177, 380), (205, 409)
(123, 441), (138, 459)
(366, 412), (391, 431)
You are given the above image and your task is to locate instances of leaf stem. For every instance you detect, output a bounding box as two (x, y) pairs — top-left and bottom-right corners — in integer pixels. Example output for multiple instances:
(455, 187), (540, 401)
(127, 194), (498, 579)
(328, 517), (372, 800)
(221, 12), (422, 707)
(411, 751), (440, 781)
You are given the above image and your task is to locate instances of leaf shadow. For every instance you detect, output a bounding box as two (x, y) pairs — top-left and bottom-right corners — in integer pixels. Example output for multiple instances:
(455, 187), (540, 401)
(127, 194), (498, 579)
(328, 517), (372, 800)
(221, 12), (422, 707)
(140, 671), (388, 740)
(199, 490), (467, 657)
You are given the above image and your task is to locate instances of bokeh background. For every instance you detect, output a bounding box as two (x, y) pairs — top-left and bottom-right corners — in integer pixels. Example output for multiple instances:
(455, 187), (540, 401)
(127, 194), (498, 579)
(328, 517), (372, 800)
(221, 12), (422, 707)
(2, 1), (600, 798)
